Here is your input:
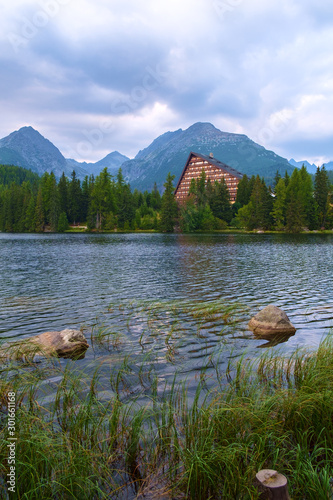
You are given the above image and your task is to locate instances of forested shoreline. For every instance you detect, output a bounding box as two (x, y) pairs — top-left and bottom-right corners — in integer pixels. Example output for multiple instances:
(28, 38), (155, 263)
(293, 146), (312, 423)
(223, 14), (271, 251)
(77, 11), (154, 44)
(0, 163), (332, 233)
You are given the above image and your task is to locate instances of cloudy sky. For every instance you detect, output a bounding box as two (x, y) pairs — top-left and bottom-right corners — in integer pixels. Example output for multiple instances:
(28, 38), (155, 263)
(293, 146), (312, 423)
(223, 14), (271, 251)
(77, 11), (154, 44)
(1, 0), (333, 164)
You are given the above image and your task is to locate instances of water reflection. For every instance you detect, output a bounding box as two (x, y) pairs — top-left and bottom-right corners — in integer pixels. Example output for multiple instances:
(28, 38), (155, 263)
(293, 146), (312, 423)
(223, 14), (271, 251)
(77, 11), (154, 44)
(253, 331), (296, 349)
(0, 233), (332, 359)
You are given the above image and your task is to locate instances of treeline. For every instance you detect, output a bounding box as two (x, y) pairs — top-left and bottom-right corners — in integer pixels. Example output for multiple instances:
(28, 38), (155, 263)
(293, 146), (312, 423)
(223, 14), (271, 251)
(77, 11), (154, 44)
(0, 164), (332, 233)
(173, 165), (333, 232)
(0, 164), (40, 187)
(0, 165), (163, 232)
(235, 166), (333, 231)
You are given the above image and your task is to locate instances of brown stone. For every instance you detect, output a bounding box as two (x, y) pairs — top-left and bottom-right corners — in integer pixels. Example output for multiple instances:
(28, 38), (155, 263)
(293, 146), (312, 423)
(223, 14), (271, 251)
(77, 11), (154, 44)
(0, 329), (89, 362)
(248, 305), (296, 336)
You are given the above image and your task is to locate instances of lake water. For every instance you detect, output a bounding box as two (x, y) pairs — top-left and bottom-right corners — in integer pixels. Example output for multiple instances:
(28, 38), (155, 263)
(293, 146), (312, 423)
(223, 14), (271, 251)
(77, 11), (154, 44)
(1, 232), (333, 397)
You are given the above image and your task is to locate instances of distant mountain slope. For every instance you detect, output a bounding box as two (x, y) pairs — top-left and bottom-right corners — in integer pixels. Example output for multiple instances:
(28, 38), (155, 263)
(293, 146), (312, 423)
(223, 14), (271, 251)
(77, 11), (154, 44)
(0, 127), (128, 180)
(3, 124), (322, 192)
(289, 158), (318, 174)
(0, 126), (83, 178)
(289, 158), (333, 180)
(121, 122), (295, 191)
(67, 151), (129, 177)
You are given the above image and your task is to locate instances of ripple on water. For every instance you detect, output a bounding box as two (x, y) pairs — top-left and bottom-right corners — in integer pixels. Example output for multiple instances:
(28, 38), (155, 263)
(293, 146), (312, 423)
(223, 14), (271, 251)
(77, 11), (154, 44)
(0, 233), (332, 382)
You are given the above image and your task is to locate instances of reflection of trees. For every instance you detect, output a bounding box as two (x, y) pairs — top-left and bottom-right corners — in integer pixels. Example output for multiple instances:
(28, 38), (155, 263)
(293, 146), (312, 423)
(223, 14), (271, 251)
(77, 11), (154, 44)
(175, 234), (240, 298)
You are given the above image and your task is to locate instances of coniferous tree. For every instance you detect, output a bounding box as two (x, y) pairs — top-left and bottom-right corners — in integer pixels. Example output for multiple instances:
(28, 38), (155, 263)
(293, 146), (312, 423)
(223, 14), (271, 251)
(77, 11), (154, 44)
(89, 168), (116, 229)
(314, 166), (331, 228)
(273, 170), (281, 192)
(34, 187), (45, 232)
(235, 174), (255, 207)
(150, 182), (162, 210)
(58, 172), (68, 217)
(25, 194), (36, 232)
(236, 176), (272, 230)
(285, 169), (306, 232)
(209, 179), (232, 223)
(68, 170), (82, 224)
(298, 165), (314, 228)
(196, 169), (207, 207)
(160, 173), (178, 232)
(117, 184), (135, 229)
(48, 172), (60, 231)
(271, 178), (286, 230)
(284, 170), (290, 187)
(57, 212), (69, 232)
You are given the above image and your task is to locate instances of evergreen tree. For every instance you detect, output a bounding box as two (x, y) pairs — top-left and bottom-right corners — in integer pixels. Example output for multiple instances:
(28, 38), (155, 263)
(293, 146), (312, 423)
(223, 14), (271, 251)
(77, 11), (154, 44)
(196, 169), (207, 206)
(150, 182), (162, 210)
(298, 165), (314, 228)
(34, 187), (45, 232)
(249, 176), (273, 229)
(271, 178), (286, 230)
(285, 169), (306, 232)
(117, 184), (135, 229)
(209, 179), (232, 223)
(58, 172), (68, 217)
(314, 166), (331, 228)
(48, 172), (60, 231)
(283, 168), (314, 232)
(273, 170), (281, 192)
(90, 168), (116, 229)
(57, 212), (69, 232)
(68, 170), (82, 224)
(235, 174), (255, 207)
(25, 195), (36, 232)
(284, 170), (290, 187)
(160, 173), (178, 232)
(285, 196), (304, 233)
(236, 176), (272, 230)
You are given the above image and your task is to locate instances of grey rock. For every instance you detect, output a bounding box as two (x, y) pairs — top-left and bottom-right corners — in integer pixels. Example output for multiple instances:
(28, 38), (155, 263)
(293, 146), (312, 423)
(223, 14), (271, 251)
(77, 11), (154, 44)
(0, 329), (89, 362)
(248, 305), (296, 336)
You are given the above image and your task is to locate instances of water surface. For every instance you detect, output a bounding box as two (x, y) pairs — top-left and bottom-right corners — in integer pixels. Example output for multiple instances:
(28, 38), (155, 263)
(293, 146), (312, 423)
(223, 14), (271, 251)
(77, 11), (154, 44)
(0, 233), (332, 394)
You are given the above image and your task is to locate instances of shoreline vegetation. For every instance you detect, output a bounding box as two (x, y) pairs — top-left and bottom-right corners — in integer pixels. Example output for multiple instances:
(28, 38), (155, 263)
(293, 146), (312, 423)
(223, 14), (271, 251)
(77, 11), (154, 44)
(0, 163), (332, 234)
(1, 300), (333, 498)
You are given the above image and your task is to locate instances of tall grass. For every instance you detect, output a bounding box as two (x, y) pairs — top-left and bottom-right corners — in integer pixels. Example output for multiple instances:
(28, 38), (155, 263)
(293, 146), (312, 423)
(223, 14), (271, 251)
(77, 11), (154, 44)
(1, 318), (333, 498)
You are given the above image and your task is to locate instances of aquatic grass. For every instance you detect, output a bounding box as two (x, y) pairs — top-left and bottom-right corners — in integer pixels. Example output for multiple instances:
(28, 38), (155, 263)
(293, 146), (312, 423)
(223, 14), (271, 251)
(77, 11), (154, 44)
(90, 321), (123, 351)
(1, 316), (333, 498)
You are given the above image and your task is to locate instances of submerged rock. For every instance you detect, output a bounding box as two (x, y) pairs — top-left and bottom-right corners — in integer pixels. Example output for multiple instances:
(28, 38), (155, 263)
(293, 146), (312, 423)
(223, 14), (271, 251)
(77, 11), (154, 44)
(0, 329), (89, 362)
(248, 305), (296, 336)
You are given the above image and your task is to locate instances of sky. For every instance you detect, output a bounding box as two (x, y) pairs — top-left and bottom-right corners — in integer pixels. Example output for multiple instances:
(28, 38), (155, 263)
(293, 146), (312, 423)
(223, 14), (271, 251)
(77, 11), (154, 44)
(1, 0), (333, 165)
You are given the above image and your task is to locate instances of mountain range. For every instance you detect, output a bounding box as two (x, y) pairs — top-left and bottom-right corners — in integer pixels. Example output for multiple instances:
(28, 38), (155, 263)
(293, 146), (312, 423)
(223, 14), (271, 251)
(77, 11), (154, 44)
(289, 158), (333, 174)
(0, 127), (128, 179)
(0, 123), (330, 191)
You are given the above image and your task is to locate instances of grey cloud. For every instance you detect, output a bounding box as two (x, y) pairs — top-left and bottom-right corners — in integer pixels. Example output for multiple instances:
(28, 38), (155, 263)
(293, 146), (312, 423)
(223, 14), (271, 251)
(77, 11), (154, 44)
(1, 1), (333, 162)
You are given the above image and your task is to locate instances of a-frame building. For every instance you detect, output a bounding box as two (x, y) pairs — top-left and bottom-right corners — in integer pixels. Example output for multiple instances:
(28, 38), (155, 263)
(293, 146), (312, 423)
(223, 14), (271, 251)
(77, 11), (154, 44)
(174, 152), (243, 203)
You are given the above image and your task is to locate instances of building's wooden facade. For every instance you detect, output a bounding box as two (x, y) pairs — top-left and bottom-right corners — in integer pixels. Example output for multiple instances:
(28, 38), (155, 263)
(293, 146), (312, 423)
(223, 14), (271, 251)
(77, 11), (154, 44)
(174, 152), (243, 203)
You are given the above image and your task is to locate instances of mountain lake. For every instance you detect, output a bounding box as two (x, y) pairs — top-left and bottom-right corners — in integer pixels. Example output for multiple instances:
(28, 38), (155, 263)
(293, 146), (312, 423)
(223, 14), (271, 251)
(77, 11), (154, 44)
(0, 232), (332, 402)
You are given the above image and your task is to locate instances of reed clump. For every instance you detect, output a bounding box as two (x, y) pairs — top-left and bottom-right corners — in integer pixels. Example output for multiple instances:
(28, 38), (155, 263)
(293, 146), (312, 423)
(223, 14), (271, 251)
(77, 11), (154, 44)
(1, 332), (333, 499)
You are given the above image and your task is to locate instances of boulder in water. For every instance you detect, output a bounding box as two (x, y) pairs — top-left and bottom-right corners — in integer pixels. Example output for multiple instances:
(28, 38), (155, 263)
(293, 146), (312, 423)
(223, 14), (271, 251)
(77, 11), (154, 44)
(0, 329), (89, 362)
(248, 305), (296, 336)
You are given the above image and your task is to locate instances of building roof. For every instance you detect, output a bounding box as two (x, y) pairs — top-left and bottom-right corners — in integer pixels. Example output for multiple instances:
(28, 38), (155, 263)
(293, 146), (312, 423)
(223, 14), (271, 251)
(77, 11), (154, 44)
(175, 151), (243, 193)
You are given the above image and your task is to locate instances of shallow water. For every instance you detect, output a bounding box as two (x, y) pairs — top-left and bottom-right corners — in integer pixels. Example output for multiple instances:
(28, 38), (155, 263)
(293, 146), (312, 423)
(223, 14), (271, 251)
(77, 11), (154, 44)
(0, 232), (332, 396)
